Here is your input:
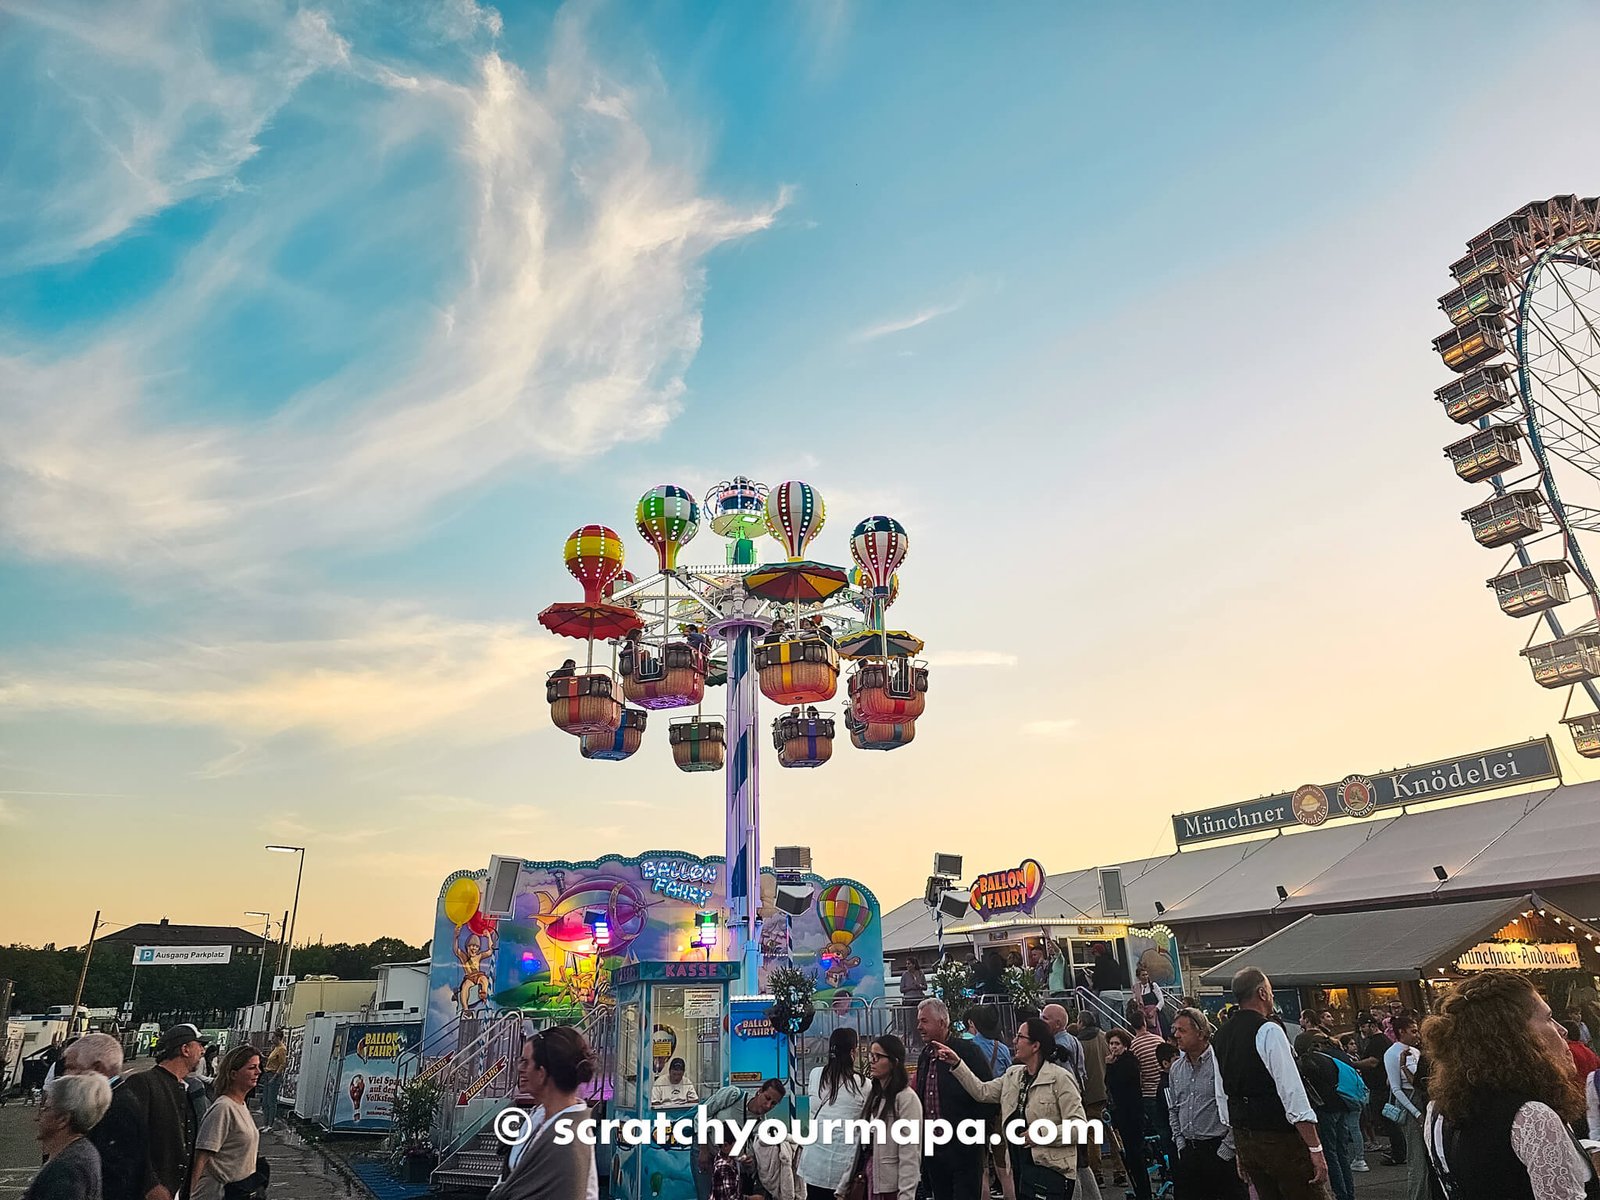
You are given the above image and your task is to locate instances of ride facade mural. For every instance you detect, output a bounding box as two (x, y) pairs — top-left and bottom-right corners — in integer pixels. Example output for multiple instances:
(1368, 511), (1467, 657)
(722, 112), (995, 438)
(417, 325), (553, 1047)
(422, 856), (882, 1042)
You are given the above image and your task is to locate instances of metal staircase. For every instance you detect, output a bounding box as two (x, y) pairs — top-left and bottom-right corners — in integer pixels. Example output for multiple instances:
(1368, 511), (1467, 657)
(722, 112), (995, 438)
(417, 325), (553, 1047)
(428, 992), (615, 1193)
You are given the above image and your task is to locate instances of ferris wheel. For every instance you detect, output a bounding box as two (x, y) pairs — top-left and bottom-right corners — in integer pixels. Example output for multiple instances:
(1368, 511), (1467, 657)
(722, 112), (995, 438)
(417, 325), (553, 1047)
(534, 476), (929, 949)
(1432, 195), (1600, 755)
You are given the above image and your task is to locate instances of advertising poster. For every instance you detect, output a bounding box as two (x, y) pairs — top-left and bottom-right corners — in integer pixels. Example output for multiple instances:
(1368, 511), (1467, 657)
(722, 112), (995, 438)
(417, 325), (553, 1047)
(727, 997), (785, 1087)
(327, 1022), (422, 1133)
(278, 1028), (305, 1105)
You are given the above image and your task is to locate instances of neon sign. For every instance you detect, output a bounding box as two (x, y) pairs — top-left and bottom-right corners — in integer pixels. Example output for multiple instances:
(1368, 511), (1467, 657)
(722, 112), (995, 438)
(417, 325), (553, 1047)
(968, 859), (1045, 920)
(640, 857), (718, 906)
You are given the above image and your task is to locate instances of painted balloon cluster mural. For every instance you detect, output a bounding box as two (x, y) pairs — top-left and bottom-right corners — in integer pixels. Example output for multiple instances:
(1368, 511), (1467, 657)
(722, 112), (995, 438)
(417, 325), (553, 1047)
(424, 855), (883, 1040)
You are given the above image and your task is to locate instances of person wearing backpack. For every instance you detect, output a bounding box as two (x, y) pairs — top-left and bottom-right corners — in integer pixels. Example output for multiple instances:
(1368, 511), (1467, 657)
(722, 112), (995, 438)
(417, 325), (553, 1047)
(1294, 1032), (1354, 1200)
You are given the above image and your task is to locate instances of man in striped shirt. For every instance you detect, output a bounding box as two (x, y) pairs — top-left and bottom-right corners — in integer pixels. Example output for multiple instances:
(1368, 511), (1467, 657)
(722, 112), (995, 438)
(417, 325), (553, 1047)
(1129, 1010), (1176, 1168)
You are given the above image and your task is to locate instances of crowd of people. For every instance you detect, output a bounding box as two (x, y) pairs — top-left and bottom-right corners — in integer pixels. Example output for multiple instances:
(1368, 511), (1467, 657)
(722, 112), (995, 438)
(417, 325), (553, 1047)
(492, 966), (1600, 1200)
(19, 1025), (283, 1200)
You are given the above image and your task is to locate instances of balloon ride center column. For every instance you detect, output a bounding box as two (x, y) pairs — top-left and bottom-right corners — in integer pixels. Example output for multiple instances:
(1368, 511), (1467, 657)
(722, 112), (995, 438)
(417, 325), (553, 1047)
(540, 474), (926, 997)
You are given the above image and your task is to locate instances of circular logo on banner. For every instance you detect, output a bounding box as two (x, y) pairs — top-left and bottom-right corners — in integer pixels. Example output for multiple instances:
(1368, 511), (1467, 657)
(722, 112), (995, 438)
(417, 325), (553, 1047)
(1292, 784), (1330, 827)
(1339, 774), (1377, 818)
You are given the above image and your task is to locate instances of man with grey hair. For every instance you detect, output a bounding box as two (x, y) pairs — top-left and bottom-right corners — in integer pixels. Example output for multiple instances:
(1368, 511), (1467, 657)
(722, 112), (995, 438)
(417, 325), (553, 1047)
(1169, 1007), (1245, 1200)
(64, 1034), (124, 1082)
(1212, 968), (1328, 1200)
(92, 1024), (203, 1200)
(915, 998), (995, 1200)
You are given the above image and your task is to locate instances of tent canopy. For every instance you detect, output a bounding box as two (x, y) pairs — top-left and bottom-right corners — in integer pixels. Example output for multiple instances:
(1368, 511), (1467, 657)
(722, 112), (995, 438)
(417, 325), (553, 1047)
(1197, 894), (1558, 987)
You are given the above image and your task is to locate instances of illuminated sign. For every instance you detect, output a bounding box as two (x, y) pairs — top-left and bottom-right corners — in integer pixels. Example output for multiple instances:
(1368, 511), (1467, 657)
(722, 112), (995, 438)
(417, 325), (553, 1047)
(1456, 942), (1582, 972)
(968, 859), (1045, 921)
(640, 858), (718, 906)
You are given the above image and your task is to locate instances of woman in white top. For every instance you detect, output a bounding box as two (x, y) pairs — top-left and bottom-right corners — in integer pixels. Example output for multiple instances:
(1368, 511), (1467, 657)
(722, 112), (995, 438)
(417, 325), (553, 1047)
(800, 1028), (868, 1200)
(1423, 970), (1599, 1200)
(190, 1047), (263, 1200)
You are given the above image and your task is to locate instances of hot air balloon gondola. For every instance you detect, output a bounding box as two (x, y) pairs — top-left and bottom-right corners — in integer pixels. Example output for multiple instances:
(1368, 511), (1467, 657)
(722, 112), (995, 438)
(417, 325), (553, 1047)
(771, 711), (835, 768)
(848, 660), (928, 723)
(669, 716), (725, 772)
(548, 668), (623, 736)
(755, 636), (839, 705)
(621, 641), (707, 710)
(580, 708), (648, 760)
(844, 709), (914, 751)
(538, 525), (642, 735)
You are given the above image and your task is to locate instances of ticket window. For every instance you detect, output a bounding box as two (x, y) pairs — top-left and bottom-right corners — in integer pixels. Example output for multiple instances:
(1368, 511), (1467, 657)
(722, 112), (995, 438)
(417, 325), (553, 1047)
(647, 985), (723, 1111)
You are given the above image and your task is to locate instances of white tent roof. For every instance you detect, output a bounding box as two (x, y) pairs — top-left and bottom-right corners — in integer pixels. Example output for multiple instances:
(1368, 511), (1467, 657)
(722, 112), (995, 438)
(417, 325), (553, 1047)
(880, 779), (1600, 955)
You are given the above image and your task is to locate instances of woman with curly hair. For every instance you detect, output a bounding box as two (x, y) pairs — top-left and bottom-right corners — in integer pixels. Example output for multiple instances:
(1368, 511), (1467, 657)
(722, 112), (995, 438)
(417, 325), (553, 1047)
(1422, 970), (1599, 1199)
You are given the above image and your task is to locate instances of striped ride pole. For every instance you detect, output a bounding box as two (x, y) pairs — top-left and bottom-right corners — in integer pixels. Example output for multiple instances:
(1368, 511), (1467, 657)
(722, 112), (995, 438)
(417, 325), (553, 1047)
(721, 618), (763, 983)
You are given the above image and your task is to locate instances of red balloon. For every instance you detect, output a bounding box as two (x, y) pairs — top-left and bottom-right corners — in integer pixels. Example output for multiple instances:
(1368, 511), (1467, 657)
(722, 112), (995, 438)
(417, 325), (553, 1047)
(468, 912), (497, 935)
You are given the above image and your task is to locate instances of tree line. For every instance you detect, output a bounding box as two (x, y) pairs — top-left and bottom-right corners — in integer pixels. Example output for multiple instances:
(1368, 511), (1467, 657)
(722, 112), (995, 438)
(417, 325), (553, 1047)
(0, 936), (427, 1022)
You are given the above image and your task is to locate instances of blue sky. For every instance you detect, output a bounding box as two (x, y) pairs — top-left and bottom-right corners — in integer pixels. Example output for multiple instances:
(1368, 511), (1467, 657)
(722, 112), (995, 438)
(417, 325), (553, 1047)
(5, 0), (1600, 947)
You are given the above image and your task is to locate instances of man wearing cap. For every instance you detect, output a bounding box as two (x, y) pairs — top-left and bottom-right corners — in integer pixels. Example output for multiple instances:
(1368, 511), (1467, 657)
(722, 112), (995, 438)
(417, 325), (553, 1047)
(93, 1024), (204, 1200)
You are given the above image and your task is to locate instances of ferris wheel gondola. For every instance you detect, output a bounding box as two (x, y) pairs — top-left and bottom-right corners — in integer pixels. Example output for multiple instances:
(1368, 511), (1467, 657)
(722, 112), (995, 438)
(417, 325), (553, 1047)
(1431, 195), (1600, 756)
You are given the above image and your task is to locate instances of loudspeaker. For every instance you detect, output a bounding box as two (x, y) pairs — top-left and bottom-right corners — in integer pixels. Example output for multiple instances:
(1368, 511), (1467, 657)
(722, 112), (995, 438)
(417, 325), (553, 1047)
(773, 846), (812, 873)
(924, 875), (949, 907)
(933, 853), (963, 879)
(939, 894), (969, 920)
(775, 886), (813, 917)
(482, 855), (522, 918)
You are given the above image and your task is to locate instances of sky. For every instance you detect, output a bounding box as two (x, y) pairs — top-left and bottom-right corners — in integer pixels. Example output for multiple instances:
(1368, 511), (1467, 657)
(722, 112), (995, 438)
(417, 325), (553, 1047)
(5, 0), (1600, 951)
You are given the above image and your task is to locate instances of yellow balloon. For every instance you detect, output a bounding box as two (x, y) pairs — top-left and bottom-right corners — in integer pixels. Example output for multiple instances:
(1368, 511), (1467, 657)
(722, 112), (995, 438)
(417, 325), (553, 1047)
(444, 878), (480, 926)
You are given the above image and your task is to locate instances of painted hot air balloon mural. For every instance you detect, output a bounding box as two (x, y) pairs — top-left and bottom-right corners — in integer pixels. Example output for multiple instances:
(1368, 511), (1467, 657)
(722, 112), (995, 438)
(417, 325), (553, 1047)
(636, 485), (700, 572)
(812, 876), (876, 979)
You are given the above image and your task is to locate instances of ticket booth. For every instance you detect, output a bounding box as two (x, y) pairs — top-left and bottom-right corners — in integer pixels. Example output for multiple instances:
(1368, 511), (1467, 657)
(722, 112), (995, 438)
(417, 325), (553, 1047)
(610, 961), (741, 1200)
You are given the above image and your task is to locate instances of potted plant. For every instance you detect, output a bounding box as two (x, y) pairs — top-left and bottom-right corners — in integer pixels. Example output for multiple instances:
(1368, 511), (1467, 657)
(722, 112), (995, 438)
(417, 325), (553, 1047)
(392, 1075), (444, 1183)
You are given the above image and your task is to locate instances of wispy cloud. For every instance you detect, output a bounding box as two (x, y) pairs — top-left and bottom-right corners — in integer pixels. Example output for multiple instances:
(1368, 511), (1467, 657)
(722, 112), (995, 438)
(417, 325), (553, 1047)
(0, 4), (787, 577)
(0, 610), (568, 749)
(850, 301), (962, 343)
(924, 650), (1017, 668)
(1021, 718), (1078, 739)
(0, 2), (350, 269)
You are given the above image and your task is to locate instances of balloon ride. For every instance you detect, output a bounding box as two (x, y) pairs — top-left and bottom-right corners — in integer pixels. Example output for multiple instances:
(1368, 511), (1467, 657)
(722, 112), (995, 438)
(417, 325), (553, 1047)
(537, 475), (929, 953)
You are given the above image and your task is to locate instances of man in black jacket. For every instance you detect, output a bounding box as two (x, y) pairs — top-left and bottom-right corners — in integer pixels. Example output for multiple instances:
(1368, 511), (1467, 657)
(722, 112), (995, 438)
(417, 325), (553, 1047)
(1212, 970), (1329, 1200)
(92, 1024), (203, 1200)
(914, 999), (995, 1200)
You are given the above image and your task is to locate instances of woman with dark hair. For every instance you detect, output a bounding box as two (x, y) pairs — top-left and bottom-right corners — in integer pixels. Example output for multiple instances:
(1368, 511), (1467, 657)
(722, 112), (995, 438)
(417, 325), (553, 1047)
(800, 1028), (867, 1200)
(851, 1035), (921, 1200)
(493, 1027), (598, 1200)
(1105, 1029), (1149, 1200)
(1423, 970), (1598, 1200)
(932, 1017), (1086, 1198)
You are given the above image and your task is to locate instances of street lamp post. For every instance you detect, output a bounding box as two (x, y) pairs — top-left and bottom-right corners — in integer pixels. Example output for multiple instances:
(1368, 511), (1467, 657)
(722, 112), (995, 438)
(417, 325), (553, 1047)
(264, 846), (305, 1036)
(245, 911), (273, 1028)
